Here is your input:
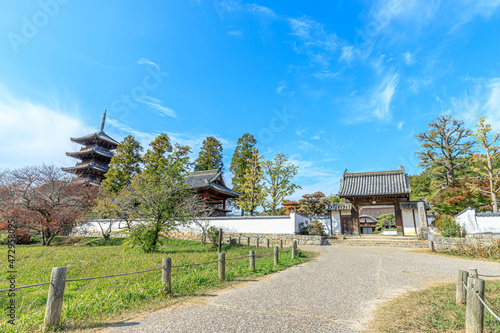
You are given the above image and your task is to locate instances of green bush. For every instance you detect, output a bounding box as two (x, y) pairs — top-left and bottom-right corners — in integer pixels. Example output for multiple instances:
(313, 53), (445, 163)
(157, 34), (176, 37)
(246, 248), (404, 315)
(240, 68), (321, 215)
(207, 226), (219, 247)
(302, 220), (325, 236)
(435, 214), (461, 238)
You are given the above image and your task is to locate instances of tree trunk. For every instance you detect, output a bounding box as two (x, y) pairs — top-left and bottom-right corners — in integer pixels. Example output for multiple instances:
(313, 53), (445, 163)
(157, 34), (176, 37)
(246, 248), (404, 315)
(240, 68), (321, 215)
(492, 191), (499, 213)
(45, 233), (56, 246)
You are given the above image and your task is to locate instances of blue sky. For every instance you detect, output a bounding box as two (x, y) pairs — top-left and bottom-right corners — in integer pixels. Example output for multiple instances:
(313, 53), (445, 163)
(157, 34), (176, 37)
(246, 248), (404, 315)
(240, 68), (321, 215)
(1, 0), (500, 200)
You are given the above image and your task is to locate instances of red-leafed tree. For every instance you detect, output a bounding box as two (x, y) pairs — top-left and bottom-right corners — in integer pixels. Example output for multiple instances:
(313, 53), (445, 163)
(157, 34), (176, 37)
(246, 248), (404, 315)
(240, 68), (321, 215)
(0, 165), (97, 246)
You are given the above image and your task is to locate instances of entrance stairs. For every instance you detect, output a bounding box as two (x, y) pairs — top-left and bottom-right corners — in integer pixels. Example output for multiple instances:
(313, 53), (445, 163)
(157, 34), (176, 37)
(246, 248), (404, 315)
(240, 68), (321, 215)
(326, 235), (428, 248)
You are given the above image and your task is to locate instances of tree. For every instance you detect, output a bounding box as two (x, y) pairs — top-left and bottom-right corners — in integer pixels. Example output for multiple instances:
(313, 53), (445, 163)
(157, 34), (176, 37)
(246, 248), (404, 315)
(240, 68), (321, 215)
(431, 178), (490, 215)
(376, 213), (396, 230)
(189, 197), (215, 245)
(416, 115), (474, 187)
(236, 147), (265, 216)
(298, 191), (328, 216)
(469, 116), (500, 212)
(409, 171), (434, 201)
(230, 133), (257, 193)
(194, 136), (224, 171)
(101, 135), (143, 193)
(262, 154), (301, 215)
(0, 165), (97, 246)
(142, 133), (173, 175)
(123, 172), (198, 252)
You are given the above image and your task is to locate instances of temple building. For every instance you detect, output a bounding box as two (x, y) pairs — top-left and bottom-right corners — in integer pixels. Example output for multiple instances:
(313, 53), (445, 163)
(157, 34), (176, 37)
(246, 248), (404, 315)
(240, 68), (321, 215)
(185, 169), (239, 216)
(62, 111), (119, 185)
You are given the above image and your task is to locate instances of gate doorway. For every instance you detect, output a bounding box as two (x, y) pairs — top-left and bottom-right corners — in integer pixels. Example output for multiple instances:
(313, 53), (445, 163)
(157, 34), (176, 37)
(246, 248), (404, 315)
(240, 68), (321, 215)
(341, 215), (353, 235)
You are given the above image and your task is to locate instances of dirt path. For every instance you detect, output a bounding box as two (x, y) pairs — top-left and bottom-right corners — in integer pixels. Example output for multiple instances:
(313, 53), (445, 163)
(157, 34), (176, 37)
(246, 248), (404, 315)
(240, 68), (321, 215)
(105, 246), (500, 332)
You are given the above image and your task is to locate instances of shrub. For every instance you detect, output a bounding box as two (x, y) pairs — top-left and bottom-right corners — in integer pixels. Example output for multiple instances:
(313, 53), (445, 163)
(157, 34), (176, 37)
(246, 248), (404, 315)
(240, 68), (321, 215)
(308, 220), (326, 236)
(207, 226), (219, 248)
(451, 240), (500, 259)
(435, 214), (461, 238)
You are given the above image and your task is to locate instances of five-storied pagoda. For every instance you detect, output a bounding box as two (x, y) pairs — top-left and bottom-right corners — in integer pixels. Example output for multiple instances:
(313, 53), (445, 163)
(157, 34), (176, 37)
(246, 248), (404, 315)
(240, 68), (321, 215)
(62, 111), (119, 185)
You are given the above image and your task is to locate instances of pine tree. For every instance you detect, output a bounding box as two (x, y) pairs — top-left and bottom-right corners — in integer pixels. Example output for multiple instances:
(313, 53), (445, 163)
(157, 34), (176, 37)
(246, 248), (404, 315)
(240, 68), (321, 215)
(194, 136), (224, 171)
(142, 133), (173, 175)
(102, 135), (143, 193)
(230, 133), (257, 192)
(236, 147), (264, 216)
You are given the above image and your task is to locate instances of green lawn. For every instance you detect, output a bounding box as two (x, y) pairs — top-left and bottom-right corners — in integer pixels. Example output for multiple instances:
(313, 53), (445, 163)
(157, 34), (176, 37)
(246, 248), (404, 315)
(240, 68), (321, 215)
(0, 238), (314, 332)
(371, 281), (500, 332)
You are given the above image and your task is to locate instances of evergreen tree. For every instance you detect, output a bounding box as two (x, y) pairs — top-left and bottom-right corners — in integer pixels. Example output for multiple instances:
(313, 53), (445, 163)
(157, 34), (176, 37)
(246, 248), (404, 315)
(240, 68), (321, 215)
(415, 115), (474, 187)
(262, 154), (301, 215)
(142, 133), (173, 175)
(230, 133), (257, 193)
(194, 136), (224, 171)
(102, 135), (143, 193)
(236, 147), (264, 216)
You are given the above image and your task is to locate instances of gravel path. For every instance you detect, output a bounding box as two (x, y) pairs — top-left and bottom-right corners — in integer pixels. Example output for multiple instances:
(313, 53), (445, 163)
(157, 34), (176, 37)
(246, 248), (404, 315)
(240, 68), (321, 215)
(107, 246), (500, 332)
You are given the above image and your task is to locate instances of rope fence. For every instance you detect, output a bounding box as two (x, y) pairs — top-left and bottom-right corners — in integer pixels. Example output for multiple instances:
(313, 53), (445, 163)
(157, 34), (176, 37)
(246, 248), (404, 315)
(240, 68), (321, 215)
(456, 268), (500, 331)
(2, 234), (300, 330)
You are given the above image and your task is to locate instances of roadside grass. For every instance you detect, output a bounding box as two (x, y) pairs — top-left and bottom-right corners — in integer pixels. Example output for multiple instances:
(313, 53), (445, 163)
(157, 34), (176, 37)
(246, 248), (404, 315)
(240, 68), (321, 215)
(371, 281), (500, 332)
(411, 249), (500, 263)
(0, 238), (314, 332)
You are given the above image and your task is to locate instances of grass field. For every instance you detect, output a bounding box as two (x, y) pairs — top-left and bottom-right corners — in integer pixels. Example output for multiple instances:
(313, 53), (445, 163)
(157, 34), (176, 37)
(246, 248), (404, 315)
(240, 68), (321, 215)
(371, 280), (500, 332)
(0, 237), (314, 332)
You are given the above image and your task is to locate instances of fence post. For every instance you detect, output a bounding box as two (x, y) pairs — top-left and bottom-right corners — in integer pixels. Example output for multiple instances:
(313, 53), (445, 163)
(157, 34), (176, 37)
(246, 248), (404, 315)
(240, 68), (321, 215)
(456, 270), (469, 305)
(44, 267), (67, 330)
(249, 250), (255, 271)
(229, 236), (232, 245)
(469, 268), (478, 278)
(218, 228), (222, 253)
(430, 240), (435, 252)
(274, 245), (279, 266)
(292, 240), (297, 259)
(247, 236), (250, 246)
(256, 237), (259, 248)
(280, 239), (283, 249)
(162, 258), (172, 294)
(238, 236), (241, 244)
(267, 238), (270, 248)
(466, 276), (485, 333)
(218, 252), (225, 281)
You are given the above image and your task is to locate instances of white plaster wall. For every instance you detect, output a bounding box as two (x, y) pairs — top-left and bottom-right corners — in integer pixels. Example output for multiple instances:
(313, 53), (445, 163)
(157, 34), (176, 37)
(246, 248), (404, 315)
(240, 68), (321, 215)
(475, 216), (500, 233)
(456, 209), (478, 234)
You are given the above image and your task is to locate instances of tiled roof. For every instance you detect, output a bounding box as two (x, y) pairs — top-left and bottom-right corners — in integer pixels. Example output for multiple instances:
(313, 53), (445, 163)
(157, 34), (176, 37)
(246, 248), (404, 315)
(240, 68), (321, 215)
(326, 203), (353, 211)
(71, 131), (119, 147)
(338, 167), (411, 197)
(61, 164), (108, 174)
(66, 148), (113, 159)
(186, 169), (239, 198)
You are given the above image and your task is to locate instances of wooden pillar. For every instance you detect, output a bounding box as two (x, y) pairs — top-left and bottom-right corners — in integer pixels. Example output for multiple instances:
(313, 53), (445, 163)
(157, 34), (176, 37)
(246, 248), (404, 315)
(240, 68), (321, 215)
(223, 199), (226, 211)
(394, 199), (404, 236)
(351, 203), (360, 236)
(339, 210), (343, 235)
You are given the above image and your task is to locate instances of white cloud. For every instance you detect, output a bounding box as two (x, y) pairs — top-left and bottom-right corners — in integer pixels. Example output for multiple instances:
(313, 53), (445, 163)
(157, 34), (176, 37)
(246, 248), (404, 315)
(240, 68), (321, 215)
(136, 58), (160, 70)
(397, 121), (405, 130)
(403, 51), (414, 66)
(137, 96), (177, 118)
(347, 73), (399, 123)
(340, 46), (354, 63)
(276, 80), (286, 95)
(228, 30), (242, 37)
(0, 86), (91, 168)
(450, 78), (500, 131)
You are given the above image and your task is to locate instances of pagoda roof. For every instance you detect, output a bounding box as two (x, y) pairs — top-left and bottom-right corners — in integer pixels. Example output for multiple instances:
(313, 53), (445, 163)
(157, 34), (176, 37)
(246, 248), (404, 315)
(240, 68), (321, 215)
(66, 147), (113, 159)
(61, 163), (109, 175)
(186, 169), (239, 198)
(338, 166), (411, 198)
(71, 131), (119, 147)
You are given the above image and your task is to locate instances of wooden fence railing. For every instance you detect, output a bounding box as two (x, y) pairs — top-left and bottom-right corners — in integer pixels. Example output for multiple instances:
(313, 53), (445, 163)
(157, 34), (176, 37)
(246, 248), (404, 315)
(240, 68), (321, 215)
(456, 268), (500, 332)
(1, 238), (298, 330)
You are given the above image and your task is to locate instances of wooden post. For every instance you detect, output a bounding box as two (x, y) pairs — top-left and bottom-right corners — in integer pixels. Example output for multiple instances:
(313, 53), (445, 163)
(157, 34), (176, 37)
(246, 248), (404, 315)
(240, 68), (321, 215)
(218, 252), (225, 281)
(456, 270), (469, 305)
(466, 276), (485, 333)
(394, 199), (404, 236)
(249, 250), (255, 271)
(430, 241), (435, 252)
(280, 239), (283, 249)
(218, 228), (222, 253)
(238, 236), (241, 244)
(469, 268), (478, 278)
(162, 258), (172, 294)
(274, 245), (279, 266)
(292, 240), (297, 259)
(44, 267), (67, 329)
(247, 236), (250, 246)
(256, 237), (259, 248)
(266, 238), (270, 248)
(351, 203), (360, 236)
(229, 236), (232, 245)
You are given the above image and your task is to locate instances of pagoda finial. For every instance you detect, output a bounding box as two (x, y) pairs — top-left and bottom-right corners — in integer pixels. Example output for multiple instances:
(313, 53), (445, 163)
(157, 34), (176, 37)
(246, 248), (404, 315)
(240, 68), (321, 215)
(100, 110), (107, 132)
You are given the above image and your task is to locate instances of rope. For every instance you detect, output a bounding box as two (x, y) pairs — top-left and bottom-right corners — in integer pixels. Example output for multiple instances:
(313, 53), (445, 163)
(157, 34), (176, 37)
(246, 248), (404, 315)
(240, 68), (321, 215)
(462, 280), (468, 291)
(478, 274), (500, 278)
(255, 251), (273, 259)
(475, 292), (500, 321)
(172, 260), (218, 268)
(0, 282), (50, 293)
(66, 267), (162, 282)
(226, 255), (249, 261)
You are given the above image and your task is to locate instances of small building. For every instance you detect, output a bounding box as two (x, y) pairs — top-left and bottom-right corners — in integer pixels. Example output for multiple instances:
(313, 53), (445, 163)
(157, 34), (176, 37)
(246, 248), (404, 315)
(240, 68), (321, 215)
(327, 166), (430, 236)
(359, 214), (378, 234)
(62, 111), (119, 185)
(185, 169), (239, 216)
